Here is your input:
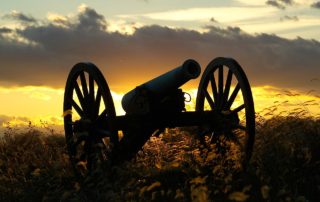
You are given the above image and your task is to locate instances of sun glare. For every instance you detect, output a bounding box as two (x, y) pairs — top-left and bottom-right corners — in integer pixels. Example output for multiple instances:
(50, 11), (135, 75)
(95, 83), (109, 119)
(0, 85), (319, 131)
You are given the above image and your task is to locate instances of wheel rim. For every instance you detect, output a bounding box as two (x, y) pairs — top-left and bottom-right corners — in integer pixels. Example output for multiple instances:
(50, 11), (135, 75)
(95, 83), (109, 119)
(196, 57), (255, 170)
(63, 62), (116, 177)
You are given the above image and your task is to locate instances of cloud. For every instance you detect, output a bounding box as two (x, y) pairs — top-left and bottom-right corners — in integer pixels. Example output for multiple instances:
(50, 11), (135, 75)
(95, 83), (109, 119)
(0, 114), (30, 127)
(0, 114), (15, 126)
(266, 0), (286, 9)
(210, 17), (218, 23)
(3, 10), (37, 24)
(47, 13), (69, 27)
(280, 15), (299, 21)
(311, 1), (320, 8)
(0, 6), (319, 93)
(266, 0), (295, 9)
(279, 0), (294, 5)
(0, 27), (12, 34)
(76, 5), (107, 32)
(136, 6), (275, 22)
(0, 114), (63, 132)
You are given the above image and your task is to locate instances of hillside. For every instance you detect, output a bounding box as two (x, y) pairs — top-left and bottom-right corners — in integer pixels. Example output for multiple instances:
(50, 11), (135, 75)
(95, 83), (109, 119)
(0, 116), (319, 201)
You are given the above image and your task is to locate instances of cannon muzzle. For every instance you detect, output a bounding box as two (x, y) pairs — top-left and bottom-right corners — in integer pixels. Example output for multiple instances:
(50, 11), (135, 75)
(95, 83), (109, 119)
(122, 59), (201, 114)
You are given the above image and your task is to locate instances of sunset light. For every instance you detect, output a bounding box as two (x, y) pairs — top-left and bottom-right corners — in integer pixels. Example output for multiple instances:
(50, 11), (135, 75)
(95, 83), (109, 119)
(0, 85), (318, 130)
(0, 1), (319, 201)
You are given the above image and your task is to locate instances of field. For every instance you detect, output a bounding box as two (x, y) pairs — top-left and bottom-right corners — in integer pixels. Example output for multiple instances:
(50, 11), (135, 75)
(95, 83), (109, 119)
(0, 115), (319, 202)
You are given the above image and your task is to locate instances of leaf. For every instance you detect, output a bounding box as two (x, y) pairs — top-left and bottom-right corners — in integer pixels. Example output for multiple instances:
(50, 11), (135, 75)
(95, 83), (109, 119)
(260, 185), (270, 199)
(139, 186), (148, 197)
(206, 151), (217, 161)
(190, 176), (207, 185)
(147, 181), (161, 191)
(213, 165), (221, 173)
(169, 161), (180, 168)
(228, 191), (249, 202)
(31, 168), (41, 177)
(191, 185), (208, 202)
(155, 162), (162, 169)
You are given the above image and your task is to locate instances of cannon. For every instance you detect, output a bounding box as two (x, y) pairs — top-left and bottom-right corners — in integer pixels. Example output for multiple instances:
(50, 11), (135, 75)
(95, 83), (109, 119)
(121, 59), (201, 115)
(63, 57), (255, 177)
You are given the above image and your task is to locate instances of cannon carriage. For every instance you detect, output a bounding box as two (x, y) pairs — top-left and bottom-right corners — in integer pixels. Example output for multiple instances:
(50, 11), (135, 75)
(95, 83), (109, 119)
(63, 57), (255, 177)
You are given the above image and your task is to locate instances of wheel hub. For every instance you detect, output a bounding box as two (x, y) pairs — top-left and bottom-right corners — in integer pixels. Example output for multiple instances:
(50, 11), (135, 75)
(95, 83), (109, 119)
(73, 118), (93, 133)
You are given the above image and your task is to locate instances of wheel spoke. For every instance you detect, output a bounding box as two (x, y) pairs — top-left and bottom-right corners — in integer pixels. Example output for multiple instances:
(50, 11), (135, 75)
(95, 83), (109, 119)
(209, 74), (218, 103)
(218, 66), (224, 109)
(204, 89), (215, 109)
(222, 70), (232, 108)
(89, 74), (95, 106)
(74, 82), (86, 111)
(98, 108), (107, 118)
(80, 72), (89, 97)
(94, 88), (102, 117)
(96, 108), (107, 124)
(233, 104), (245, 113)
(69, 98), (85, 117)
(226, 84), (240, 109)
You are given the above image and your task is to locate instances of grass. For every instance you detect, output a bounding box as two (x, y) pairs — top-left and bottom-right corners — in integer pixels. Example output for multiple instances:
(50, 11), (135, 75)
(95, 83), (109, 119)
(0, 115), (319, 201)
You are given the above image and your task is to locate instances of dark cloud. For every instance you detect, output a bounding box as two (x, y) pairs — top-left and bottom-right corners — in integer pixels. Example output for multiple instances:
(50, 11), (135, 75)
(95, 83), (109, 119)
(210, 17), (218, 23)
(0, 6), (319, 93)
(3, 11), (37, 24)
(0, 27), (12, 34)
(76, 6), (107, 31)
(311, 1), (320, 8)
(279, 0), (294, 5)
(266, 0), (294, 9)
(280, 15), (299, 21)
(266, 0), (286, 9)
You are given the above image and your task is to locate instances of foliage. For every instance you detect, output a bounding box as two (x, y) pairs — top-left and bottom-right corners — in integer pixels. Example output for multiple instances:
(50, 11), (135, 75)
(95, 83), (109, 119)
(0, 116), (319, 201)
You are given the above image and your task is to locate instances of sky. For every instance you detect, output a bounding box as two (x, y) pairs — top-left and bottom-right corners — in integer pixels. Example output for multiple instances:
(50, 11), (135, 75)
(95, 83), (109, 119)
(0, 0), (319, 128)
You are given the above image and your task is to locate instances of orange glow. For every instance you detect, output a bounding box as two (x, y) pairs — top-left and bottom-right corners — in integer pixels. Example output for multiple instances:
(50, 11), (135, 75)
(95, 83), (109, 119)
(0, 86), (125, 129)
(184, 86), (320, 117)
(251, 86), (320, 118)
(0, 85), (319, 131)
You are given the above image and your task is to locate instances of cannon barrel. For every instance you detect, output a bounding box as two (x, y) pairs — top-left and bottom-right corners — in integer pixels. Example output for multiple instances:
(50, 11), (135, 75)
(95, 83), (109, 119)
(121, 59), (201, 114)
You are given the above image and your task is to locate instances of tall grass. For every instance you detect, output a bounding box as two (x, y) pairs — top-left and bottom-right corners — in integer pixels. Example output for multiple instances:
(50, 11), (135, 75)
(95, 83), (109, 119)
(0, 114), (319, 201)
(0, 126), (73, 201)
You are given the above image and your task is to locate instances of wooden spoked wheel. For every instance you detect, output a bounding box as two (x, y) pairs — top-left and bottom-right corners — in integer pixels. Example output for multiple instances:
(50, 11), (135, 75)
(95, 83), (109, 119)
(196, 57), (255, 170)
(63, 63), (117, 178)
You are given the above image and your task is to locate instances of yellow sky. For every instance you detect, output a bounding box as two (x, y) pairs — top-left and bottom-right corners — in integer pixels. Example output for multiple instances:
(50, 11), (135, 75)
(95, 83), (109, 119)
(0, 85), (319, 130)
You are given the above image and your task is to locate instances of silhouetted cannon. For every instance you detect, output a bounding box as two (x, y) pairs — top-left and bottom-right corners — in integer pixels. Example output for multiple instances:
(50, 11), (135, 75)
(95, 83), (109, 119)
(63, 57), (255, 178)
(122, 59), (201, 114)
